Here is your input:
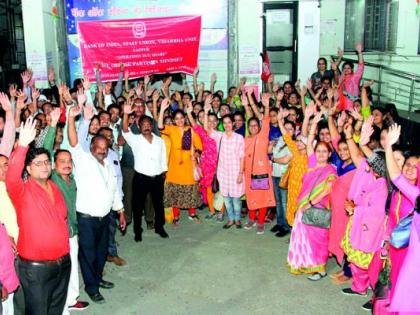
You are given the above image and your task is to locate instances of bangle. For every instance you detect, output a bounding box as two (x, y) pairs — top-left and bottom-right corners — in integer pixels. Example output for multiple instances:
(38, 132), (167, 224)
(309, 200), (313, 207)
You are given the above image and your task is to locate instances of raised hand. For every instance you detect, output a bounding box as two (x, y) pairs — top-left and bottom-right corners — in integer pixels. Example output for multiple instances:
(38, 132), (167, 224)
(160, 98), (171, 112)
(198, 82), (205, 92)
(49, 107), (61, 125)
(337, 47), (344, 58)
(123, 103), (134, 115)
(144, 75), (150, 86)
(312, 111), (323, 125)
(337, 111), (348, 128)
(363, 80), (375, 88)
(193, 67), (199, 77)
(204, 101), (212, 113)
(276, 90), (284, 101)
(355, 43), (363, 54)
(69, 105), (82, 118)
(343, 119), (354, 139)
(21, 69), (32, 85)
(48, 67), (55, 83)
(261, 93), (270, 107)
(16, 89), (27, 104)
(152, 89), (160, 102)
(239, 77), (247, 87)
(83, 104), (95, 121)
(19, 117), (37, 147)
(31, 88), (40, 101)
(174, 91), (182, 103)
(349, 108), (362, 121)
(267, 74), (274, 83)
(146, 88), (155, 97)
(306, 79), (312, 90)
(273, 82), (280, 93)
(0, 92), (12, 112)
(186, 102), (193, 115)
(77, 88), (86, 106)
(82, 77), (91, 91)
(241, 93), (249, 106)
(384, 123), (401, 149)
(359, 115), (374, 146)
(183, 83), (189, 94)
(9, 84), (17, 98)
(211, 73), (217, 82)
(305, 100), (316, 117)
(204, 94), (213, 108)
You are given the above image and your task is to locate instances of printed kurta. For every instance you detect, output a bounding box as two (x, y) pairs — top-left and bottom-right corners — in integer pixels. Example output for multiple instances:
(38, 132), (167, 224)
(244, 117), (275, 210)
(216, 132), (245, 198)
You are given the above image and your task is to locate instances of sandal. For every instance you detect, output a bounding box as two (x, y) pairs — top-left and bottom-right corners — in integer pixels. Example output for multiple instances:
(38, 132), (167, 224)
(223, 221), (235, 229)
(188, 215), (201, 224)
(307, 272), (327, 281)
(173, 218), (180, 226)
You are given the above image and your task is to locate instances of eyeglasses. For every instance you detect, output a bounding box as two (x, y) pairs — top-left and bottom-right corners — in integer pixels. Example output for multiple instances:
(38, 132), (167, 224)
(31, 160), (51, 167)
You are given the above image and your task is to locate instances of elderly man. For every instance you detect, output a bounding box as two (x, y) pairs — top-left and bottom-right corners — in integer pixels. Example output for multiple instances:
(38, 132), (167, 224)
(67, 105), (126, 304)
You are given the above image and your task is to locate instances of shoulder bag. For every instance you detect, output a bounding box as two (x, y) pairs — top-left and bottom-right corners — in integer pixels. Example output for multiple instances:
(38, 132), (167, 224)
(211, 137), (222, 193)
(250, 137), (270, 190)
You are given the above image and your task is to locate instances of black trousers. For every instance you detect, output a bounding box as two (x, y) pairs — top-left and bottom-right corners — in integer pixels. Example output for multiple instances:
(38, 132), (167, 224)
(17, 254), (71, 315)
(132, 172), (165, 236)
(77, 212), (110, 296)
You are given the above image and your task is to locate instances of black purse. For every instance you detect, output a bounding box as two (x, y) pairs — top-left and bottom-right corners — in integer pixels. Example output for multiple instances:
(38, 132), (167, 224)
(211, 138), (222, 193)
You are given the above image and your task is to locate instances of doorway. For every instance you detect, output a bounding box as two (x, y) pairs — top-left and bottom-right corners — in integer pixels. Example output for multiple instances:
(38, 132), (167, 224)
(262, 2), (298, 83)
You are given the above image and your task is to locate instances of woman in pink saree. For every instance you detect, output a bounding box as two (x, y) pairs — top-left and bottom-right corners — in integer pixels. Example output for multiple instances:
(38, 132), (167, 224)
(288, 113), (337, 281)
(384, 124), (420, 314)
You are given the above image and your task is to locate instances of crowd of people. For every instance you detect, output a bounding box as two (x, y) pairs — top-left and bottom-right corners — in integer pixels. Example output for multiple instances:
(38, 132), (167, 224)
(0, 43), (419, 315)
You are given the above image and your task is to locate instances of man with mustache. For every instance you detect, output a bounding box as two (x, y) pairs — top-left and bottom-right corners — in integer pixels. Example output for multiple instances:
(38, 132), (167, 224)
(67, 105), (126, 304)
(122, 102), (168, 242)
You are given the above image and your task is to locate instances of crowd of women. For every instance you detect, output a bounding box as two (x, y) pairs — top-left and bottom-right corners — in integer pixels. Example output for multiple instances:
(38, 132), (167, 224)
(0, 42), (419, 314)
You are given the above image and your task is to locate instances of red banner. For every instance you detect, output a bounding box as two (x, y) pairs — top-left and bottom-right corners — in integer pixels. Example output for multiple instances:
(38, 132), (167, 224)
(78, 15), (201, 81)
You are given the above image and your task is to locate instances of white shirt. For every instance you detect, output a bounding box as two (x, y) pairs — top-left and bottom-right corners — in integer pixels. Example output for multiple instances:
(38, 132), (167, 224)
(107, 148), (124, 199)
(122, 131), (167, 176)
(69, 143), (124, 217)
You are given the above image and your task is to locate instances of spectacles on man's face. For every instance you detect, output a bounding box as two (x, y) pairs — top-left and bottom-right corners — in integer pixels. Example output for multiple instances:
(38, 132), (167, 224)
(31, 160), (51, 167)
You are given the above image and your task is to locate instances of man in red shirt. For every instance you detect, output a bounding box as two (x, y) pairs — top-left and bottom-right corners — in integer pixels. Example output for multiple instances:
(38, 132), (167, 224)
(6, 117), (70, 314)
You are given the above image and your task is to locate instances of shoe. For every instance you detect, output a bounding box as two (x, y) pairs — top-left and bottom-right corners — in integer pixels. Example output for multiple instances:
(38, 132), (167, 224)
(68, 300), (90, 310)
(87, 292), (105, 304)
(332, 275), (351, 285)
(155, 228), (169, 238)
(134, 234), (142, 242)
(275, 227), (290, 237)
(173, 217), (180, 226)
(361, 300), (373, 311)
(205, 212), (216, 220)
(256, 224), (265, 235)
(107, 255), (126, 266)
(341, 288), (367, 296)
(244, 221), (256, 230)
(188, 215), (201, 223)
(307, 272), (327, 281)
(216, 212), (224, 222)
(146, 221), (154, 230)
(235, 221), (242, 229)
(99, 280), (114, 289)
(270, 225), (281, 233)
(223, 221), (234, 229)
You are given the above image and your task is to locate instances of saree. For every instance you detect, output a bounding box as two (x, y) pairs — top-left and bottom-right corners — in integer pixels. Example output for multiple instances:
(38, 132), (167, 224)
(287, 155), (336, 274)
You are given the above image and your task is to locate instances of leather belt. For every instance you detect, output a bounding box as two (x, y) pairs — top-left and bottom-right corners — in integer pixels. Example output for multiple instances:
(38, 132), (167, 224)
(19, 254), (70, 267)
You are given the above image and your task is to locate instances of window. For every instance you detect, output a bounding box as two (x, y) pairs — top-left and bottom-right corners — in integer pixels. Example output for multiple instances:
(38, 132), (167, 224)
(344, 0), (398, 52)
(418, 19), (420, 54)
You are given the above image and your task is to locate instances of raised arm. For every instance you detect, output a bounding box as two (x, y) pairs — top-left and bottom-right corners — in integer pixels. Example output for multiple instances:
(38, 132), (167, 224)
(383, 124), (401, 181)
(359, 116), (374, 159)
(186, 101), (196, 127)
(0, 93), (16, 157)
(158, 98), (170, 130)
(67, 105), (82, 147)
(210, 73), (217, 94)
(261, 93), (270, 118)
(307, 112), (322, 156)
(122, 100), (134, 134)
(42, 107), (61, 155)
(301, 101), (316, 137)
(343, 119), (363, 167)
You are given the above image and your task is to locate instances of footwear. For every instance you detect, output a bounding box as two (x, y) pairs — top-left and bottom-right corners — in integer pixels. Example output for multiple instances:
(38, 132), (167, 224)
(87, 292), (105, 304)
(361, 300), (373, 311)
(99, 280), (114, 289)
(243, 221), (256, 230)
(235, 221), (242, 229)
(68, 300), (90, 310)
(107, 255), (126, 266)
(256, 224), (265, 235)
(173, 217), (180, 226)
(216, 212), (224, 222)
(332, 275), (351, 285)
(155, 228), (169, 238)
(330, 270), (344, 279)
(223, 221), (234, 229)
(307, 272), (327, 281)
(205, 212), (216, 220)
(134, 234), (142, 242)
(270, 225), (281, 233)
(341, 288), (367, 296)
(146, 221), (154, 230)
(275, 227), (290, 237)
(188, 215), (201, 223)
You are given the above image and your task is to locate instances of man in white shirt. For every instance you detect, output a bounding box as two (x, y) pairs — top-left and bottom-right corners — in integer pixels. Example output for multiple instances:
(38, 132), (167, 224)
(122, 104), (168, 242)
(67, 105), (126, 304)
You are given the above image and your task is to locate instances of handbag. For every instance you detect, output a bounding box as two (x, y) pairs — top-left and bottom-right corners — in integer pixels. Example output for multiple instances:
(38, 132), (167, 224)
(390, 212), (414, 249)
(250, 137), (270, 190)
(211, 138), (222, 193)
(301, 171), (331, 229)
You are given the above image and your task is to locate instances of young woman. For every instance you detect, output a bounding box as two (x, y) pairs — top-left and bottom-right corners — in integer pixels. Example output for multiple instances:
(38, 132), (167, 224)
(287, 112), (337, 280)
(327, 113), (357, 285)
(158, 99), (203, 224)
(243, 97), (275, 234)
(382, 124), (419, 304)
(217, 114), (245, 229)
(340, 120), (388, 296)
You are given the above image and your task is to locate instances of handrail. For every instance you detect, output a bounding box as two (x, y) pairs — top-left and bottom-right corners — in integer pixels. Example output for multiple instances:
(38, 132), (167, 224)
(334, 57), (420, 81)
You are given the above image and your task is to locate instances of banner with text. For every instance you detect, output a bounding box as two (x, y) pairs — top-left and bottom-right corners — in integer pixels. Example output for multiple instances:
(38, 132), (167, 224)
(78, 15), (201, 81)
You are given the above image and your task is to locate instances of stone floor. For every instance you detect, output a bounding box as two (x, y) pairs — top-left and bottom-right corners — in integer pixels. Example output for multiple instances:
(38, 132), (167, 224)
(78, 211), (369, 315)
